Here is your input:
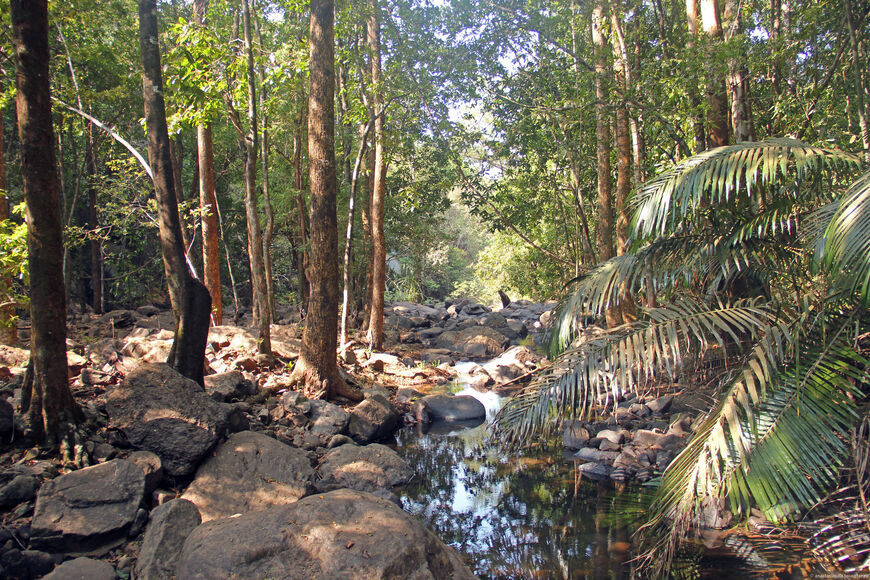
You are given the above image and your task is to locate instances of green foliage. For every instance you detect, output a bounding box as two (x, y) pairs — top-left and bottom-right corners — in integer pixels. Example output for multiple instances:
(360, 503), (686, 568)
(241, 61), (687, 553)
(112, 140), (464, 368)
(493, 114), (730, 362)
(0, 203), (30, 324)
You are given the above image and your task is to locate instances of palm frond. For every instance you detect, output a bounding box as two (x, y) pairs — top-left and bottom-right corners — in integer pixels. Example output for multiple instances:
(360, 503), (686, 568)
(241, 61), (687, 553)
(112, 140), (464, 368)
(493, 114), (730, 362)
(632, 139), (861, 240)
(638, 311), (867, 575)
(822, 170), (870, 306)
(496, 298), (780, 447)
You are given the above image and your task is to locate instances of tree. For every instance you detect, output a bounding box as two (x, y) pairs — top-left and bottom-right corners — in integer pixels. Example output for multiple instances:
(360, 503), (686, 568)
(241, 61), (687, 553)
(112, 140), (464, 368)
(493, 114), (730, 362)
(0, 97), (17, 346)
(12, 0), (83, 448)
(700, 0), (730, 148)
(365, 0), (387, 350)
(139, 0), (211, 385)
(290, 0), (362, 402)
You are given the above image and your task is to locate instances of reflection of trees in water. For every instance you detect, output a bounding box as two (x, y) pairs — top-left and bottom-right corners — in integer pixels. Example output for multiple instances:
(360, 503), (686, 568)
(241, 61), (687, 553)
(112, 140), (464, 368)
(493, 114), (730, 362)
(395, 425), (638, 579)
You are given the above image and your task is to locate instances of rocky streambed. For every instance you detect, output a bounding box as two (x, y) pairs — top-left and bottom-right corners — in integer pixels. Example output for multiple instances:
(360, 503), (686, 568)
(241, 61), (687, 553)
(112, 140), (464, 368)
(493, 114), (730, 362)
(0, 298), (806, 578)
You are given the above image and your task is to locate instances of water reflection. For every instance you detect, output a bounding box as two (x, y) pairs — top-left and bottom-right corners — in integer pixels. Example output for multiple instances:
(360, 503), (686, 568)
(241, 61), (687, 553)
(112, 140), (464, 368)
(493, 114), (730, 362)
(395, 389), (642, 579)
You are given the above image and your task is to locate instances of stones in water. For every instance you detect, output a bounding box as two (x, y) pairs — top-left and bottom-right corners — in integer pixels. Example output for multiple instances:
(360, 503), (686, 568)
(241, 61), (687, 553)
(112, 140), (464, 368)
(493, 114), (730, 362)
(30, 459), (145, 555)
(175, 489), (476, 580)
(562, 421), (590, 450)
(105, 363), (233, 477)
(413, 394), (486, 422)
(316, 443), (413, 495)
(135, 499), (202, 580)
(181, 430), (315, 522)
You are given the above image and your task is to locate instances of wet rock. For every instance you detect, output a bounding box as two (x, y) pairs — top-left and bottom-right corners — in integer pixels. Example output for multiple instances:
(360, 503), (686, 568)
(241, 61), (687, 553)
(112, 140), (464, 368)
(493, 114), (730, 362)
(42, 557), (115, 580)
(414, 394), (486, 422)
(578, 462), (612, 480)
(0, 474), (38, 508)
(347, 394), (399, 443)
(135, 499), (201, 580)
(562, 422), (590, 450)
(181, 430), (315, 522)
(575, 448), (620, 464)
(176, 489), (475, 580)
(30, 460), (145, 555)
(105, 363), (232, 477)
(203, 371), (256, 402)
(317, 443), (413, 495)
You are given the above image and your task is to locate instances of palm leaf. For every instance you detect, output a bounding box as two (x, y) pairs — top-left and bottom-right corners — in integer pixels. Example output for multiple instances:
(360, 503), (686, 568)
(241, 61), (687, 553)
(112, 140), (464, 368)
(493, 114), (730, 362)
(822, 170), (870, 306)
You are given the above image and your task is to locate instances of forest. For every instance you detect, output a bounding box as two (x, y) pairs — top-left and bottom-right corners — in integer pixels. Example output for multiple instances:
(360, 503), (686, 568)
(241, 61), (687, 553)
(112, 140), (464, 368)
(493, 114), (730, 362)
(0, 0), (869, 578)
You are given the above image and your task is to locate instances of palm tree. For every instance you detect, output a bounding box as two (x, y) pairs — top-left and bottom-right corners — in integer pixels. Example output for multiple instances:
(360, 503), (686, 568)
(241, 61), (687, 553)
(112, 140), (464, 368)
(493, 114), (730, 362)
(494, 138), (870, 573)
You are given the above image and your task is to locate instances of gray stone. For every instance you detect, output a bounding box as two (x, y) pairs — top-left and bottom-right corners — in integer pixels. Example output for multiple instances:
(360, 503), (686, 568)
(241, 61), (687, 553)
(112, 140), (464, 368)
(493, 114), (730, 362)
(176, 489), (475, 580)
(317, 443), (413, 494)
(127, 451), (163, 496)
(599, 439), (621, 452)
(30, 460), (145, 555)
(347, 394), (400, 443)
(135, 499), (202, 580)
(42, 557), (115, 580)
(0, 398), (12, 439)
(596, 429), (626, 445)
(0, 474), (38, 508)
(561, 422), (590, 450)
(454, 326), (509, 357)
(105, 363), (232, 477)
(646, 395), (674, 414)
(578, 462), (612, 480)
(308, 399), (350, 437)
(575, 448), (620, 464)
(203, 371), (256, 402)
(22, 549), (56, 577)
(181, 430), (315, 522)
(414, 394), (486, 422)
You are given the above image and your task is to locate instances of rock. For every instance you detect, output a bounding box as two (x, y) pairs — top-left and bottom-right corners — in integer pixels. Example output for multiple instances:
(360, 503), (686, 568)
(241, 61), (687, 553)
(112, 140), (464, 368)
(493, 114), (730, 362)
(1, 548), (28, 579)
(575, 448), (620, 464)
(317, 443), (413, 495)
(0, 345), (29, 368)
(596, 429), (626, 445)
(127, 451), (163, 497)
(308, 399), (350, 437)
(347, 394), (399, 443)
(632, 429), (666, 447)
(0, 473), (38, 508)
(0, 399), (13, 440)
(454, 326), (509, 357)
(484, 312), (508, 329)
(203, 371), (256, 402)
(414, 394), (486, 422)
(327, 434), (355, 448)
(22, 549), (56, 577)
(599, 439), (621, 452)
(578, 462), (612, 480)
(30, 460), (145, 555)
(105, 363), (232, 477)
(396, 387), (425, 403)
(181, 431), (315, 522)
(42, 557), (115, 580)
(562, 422), (590, 450)
(645, 395), (674, 414)
(135, 499), (201, 580)
(176, 489), (475, 580)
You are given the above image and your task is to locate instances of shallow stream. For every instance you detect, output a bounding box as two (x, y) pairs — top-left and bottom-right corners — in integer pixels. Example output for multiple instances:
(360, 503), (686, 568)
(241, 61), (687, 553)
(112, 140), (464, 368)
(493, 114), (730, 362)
(393, 387), (811, 579)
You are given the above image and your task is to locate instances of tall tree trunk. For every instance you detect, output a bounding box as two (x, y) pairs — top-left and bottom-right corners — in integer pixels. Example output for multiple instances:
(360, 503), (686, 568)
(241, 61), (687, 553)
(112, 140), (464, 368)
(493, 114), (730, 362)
(254, 11), (276, 321)
(611, 7), (631, 256)
(366, 0), (387, 351)
(700, 0), (730, 148)
(0, 101), (18, 345)
(85, 141), (103, 315)
(686, 0), (707, 153)
(12, 0), (83, 447)
(291, 0), (361, 402)
(194, 0), (222, 325)
(170, 136), (192, 250)
(845, 0), (870, 161)
(241, 0), (270, 353)
(139, 0), (211, 385)
(724, 0), (751, 142)
(293, 101), (310, 312)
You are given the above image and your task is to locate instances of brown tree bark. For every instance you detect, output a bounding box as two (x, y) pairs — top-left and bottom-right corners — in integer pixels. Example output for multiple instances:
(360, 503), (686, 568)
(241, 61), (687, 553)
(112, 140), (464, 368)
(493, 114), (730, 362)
(700, 0), (730, 148)
(290, 0), (361, 402)
(366, 0), (387, 351)
(724, 0), (751, 142)
(845, 0), (870, 161)
(686, 0), (707, 153)
(170, 136), (192, 250)
(12, 0), (83, 446)
(611, 8), (631, 257)
(139, 0), (211, 385)
(293, 101), (310, 312)
(194, 0), (222, 325)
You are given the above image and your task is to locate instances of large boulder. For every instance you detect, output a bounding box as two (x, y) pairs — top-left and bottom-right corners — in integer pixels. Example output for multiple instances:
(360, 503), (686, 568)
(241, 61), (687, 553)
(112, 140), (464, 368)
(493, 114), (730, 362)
(347, 394), (400, 443)
(176, 489), (476, 580)
(135, 499), (201, 580)
(414, 394), (486, 422)
(30, 460), (145, 555)
(105, 363), (233, 477)
(42, 558), (115, 580)
(316, 443), (413, 494)
(308, 399), (351, 437)
(181, 430), (315, 522)
(454, 326), (509, 357)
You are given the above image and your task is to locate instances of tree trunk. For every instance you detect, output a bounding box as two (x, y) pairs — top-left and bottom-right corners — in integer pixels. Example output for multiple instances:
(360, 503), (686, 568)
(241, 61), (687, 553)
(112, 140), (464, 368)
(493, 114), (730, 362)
(290, 0), (361, 402)
(85, 141), (103, 315)
(139, 0), (211, 385)
(293, 101), (310, 312)
(12, 0), (83, 446)
(241, 0), (270, 353)
(700, 0), (730, 148)
(193, 0), (221, 325)
(724, 0), (751, 142)
(0, 100), (18, 345)
(611, 8), (631, 256)
(254, 10), (276, 322)
(845, 0), (870, 161)
(686, 0), (707, 153)
(170, 136), (192, 250)
(366, 0), (387, 351)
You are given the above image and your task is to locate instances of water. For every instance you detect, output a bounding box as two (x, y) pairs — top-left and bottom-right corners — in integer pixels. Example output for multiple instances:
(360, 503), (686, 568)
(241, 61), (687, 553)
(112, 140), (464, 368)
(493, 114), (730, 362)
(394, 388), (813, 579)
